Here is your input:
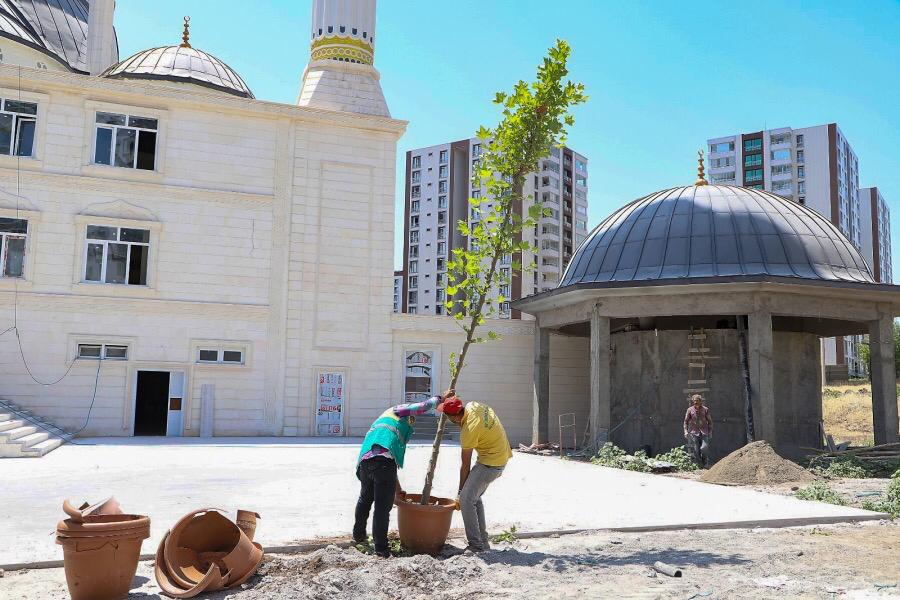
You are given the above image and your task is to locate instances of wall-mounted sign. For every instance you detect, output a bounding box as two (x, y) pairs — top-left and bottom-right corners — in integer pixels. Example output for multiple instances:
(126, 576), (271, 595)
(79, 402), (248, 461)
(316, 371), (345, 436)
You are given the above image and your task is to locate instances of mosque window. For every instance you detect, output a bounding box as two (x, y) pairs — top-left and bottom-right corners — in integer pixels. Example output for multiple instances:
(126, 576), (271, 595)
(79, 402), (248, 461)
(0, 217), (27, 278)
(197, 348), (244, 365)
(0, 99), (37, 157)
(83, 225), (150, 286)
(94, 112), (158, 171)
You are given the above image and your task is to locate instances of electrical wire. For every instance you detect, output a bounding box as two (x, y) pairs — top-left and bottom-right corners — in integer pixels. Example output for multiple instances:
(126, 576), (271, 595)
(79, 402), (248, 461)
(67, 357), (102, 438)
(14, 327), (77, 385)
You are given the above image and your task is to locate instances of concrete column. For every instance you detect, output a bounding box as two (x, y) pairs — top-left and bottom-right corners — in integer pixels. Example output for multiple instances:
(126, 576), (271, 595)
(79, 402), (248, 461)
(589, 307), (611, 446)
(869, 309), (899, 445)
(748, 311), (776, 444)
(532, 326), (550, 444)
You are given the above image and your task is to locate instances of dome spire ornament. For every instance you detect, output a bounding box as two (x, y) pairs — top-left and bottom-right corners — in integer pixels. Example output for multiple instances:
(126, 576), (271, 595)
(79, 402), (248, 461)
(695, 149), (708, 186)
(180, 16), (191, 48)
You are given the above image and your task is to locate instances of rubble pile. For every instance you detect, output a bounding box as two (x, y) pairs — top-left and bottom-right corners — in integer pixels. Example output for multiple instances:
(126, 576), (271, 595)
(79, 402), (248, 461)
(700, 441), (814, 486)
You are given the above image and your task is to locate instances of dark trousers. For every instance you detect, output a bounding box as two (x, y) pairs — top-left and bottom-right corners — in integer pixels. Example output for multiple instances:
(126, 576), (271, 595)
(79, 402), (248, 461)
(353, 456), (397, 554)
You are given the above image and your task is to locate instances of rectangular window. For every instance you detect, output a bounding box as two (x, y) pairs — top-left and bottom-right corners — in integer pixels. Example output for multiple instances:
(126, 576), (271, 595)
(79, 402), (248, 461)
(709, 141), (734, 153)
(438, 180), (447, 194)
(797, 150), (804, 164)
(0, 217), (27, 278)
(771, 164), (792, 177)
(410, 230), (418, 243)
(795, 134), (804, 147)
(93, 112), (158, 170)
(575, 159), (587, 172)
(743, 138), (762, 152)
(436, 273), (445, 286)
(437, 241), (446, 254)
(409, 276), (418, 289)
(744, 154), (762, 167)
(797, 166), (805, 178)
(437, 226), (445, 240)
(576, 219), (587, 231)
(0, 99), (37, 157)
(410, 215), (419, 228)
(408, 291), (418, 305)
(411, 201), (419, 214)
(438, 195), (447, 208)
(798, 181), (806, 193)
(575, 174), (587, 186)
(411, 170), (420, 183)
(197, 348), (244, 364)
(770, 148), (791, 161)
(439, 150), (448, 164)
(409, 260), (417, 274)
(439, 165), (448, 178)
(411, 155), (421, 169)
(472, 144), (481, 157)
(78, 343), (128, 360)
(745, 169), (763, 183)
(83, 225), (149, 285)
(409, 245), (418, 258)
(438, 211), (446, 224)
(404, 350), (433, 403)
(436, 289), (445, 302)
(411, 185), (420, 199)
(436, 258), (445, 271)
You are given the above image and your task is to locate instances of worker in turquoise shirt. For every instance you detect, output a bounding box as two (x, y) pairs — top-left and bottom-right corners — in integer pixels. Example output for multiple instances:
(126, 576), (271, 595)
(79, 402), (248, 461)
(353, 391), (447, 557)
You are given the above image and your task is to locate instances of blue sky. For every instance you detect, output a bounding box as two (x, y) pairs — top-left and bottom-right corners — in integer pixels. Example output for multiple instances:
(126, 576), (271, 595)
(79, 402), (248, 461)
(114, 1), (900, 277)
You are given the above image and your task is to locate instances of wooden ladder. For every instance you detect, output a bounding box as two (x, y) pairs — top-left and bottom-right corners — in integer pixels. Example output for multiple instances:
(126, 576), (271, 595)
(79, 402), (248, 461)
(683, 327), (710, 397)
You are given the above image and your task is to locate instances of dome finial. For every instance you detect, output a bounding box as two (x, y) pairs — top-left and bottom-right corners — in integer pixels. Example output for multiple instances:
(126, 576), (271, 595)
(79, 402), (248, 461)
(695, 149), (708, 186)
(180, 16), (191, 48)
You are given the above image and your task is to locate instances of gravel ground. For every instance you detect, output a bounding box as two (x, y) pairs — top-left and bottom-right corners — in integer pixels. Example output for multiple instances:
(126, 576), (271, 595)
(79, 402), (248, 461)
(4, 521), (898, 599)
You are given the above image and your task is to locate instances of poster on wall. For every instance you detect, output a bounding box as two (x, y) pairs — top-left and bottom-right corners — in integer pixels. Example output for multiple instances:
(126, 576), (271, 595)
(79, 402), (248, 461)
(404, 351), (433, 404)
(316, 371), (345, 436)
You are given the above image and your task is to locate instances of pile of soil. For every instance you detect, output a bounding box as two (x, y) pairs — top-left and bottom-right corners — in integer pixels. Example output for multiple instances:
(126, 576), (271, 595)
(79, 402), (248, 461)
(241, 545), (486, 600)
(700, 441), (814, 486)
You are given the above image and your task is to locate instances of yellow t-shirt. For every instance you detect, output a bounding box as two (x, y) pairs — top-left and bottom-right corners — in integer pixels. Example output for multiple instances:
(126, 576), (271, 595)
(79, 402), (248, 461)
(459, 402), (512, 467)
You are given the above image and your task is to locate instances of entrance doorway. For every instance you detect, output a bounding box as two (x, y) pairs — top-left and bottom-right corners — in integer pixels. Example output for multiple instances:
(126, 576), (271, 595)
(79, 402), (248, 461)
(135, 371), (170, 436)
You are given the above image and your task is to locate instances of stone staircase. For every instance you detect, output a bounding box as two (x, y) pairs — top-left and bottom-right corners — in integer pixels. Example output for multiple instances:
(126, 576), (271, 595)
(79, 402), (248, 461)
(0, 398), (72, 458)
(410, 413), (456, 442)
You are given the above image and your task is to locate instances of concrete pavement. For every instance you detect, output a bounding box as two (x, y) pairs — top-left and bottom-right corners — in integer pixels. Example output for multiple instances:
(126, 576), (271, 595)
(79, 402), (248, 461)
(0, 437), (884, 565)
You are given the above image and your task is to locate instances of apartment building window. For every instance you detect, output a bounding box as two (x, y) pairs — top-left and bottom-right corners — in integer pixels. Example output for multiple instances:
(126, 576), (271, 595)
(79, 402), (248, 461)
(797, 166), (805, 178)
(749, 184), (763, 190)
(796, 150), (804, 164)
(437, 226), (445, 240)
(499, 284), (510, 298)
(500, 301), (510, 315)
(711, 172), (735, 184)
(743, 139), (762, 152)
(0, 99), (37, 157)
(438, 180), (447, 194)
(798, 181), (806, 194)
(78, 343), (128, 360)
(408, 291), (417, 305)
(436, 289), (445, 302)
(437, 273), (445, 286)
(798, 196), (806, 205)
(94, 112), (157, 170)
(744, 154), (762, 167)
(411, 155), (421, 169)
(710, 157), (733, 168)
(410, 230), (419, 243)
(439, 150), (448, 164)
(770, 149), (790, 161)
(771, 164), (792, 177)
(437, 257), (445, 271)
(575, 159), (587, 173)
(542, 223), (560, 235)
(795, 134), (804, 147)
(439, 165), (448, 178)
(772, 180), (792, 194)
(411, 185), (421, 199)
(500, 267), (510, 281)
(409, 245), (418, 258)
(411, 170), (421, 183)
(709, 141), (734, 153)
(197, 348), (244, 364)
(541, 240), (559, 251)
(470, 207), (479, 221)
(576, 219), (587, 231)
(770, 133), (790, 145)
(409, 261), (418, 274)
(438, 195), (447, 208)
(84, 225), (149, 285)
(409, 276), (418, 289)
(434, 305), (444, 315)
(472, 143), (481, 157)
(0, 217), (27, 278)
(408, 307), (417, 315)
(410, 217), (419, 231)
(575, 174), (587, 186)
(745, 169), (763, 183)
(437, 241), (446, 255)
(411, 201), (420, 214)
(438, 211), (446, 224)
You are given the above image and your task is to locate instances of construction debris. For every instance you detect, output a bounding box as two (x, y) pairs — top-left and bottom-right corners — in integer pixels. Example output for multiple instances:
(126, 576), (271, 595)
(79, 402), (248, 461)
(809, 442), (900, 462)
(652, 561), (682, 577)
(516, 443), (560, 456)
(154, 508), (264, 599)
(700, 441), (814, 486)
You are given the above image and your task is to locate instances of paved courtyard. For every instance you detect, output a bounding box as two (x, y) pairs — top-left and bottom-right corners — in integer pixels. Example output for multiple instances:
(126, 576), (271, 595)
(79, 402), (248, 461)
(0, 437), (884, 566)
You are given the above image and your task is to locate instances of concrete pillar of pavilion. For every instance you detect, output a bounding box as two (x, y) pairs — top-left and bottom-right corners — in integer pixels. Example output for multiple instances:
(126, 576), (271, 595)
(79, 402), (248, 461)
(748, 311), (776, 445)
(869, 306), (900, 444)
(589, 307), (611, 447)
(532, 326), (551, 444)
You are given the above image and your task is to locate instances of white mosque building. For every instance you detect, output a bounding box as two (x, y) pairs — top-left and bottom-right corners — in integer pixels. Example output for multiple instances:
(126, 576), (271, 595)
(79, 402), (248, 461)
(0, 0), (589, 455)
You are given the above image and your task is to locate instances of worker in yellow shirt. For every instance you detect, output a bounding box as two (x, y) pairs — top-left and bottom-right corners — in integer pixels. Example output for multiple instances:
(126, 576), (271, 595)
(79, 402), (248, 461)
(437, 394), (512, 552)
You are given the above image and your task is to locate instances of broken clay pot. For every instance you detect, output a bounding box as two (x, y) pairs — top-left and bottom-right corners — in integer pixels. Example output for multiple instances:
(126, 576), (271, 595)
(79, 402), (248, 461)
(236, 510), (261, 541)
(154, 508), (264, 599)
(56, 500), (149, 600)
(395, 493), (456, 556)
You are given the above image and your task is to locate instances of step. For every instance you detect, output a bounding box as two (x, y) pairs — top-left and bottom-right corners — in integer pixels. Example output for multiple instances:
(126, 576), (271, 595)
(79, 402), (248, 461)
(17, 430), (50, 447)
(23, 437), (63, 456)
(0, 425), (37, 441)
(0, 419), (25, 432)
(0, 412), (12, 421)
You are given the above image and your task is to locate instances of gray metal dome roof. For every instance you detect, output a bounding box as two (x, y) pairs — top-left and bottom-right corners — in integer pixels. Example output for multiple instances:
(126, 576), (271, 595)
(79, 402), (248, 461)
(561, 185), (874, 287)
(101, 45), (254, 99)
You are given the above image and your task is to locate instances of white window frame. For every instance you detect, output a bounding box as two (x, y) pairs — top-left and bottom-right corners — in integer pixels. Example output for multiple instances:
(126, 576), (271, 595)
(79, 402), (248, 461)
(82, 224), (151, 286)
(0, 216), (27, 278)
(82, 101), (166, 181)
(76, 342), (130, 361)
(196, 348), (245, 365)
(190, 339), (252, 369)
(0, 98), (38, 158)
(92, 111), (159, 170)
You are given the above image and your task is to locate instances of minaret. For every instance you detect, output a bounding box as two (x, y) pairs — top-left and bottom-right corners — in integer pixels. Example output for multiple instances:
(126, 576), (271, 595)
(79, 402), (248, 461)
(297, 0), (390, 117)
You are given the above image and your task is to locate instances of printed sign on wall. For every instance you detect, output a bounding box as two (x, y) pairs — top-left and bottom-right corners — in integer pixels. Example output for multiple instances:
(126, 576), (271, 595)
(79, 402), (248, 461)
(316, 371), (345, 436)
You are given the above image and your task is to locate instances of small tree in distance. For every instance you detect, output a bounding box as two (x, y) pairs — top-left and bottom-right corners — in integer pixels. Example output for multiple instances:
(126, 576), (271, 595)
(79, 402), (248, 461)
(420, 40), (586, 504)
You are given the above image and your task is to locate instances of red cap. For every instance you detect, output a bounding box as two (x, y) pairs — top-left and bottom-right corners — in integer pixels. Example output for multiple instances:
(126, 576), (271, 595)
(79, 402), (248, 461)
(437, 396), (463, 416)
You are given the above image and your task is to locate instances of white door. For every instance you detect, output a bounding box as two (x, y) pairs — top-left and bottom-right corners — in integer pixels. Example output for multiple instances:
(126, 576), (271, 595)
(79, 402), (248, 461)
(166, 371), (185, 437)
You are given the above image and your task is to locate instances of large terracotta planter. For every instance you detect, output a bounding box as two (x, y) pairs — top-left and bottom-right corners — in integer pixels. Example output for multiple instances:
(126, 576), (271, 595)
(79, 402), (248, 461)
(56, 513), (150, 600)
(395, 493), (455, 556)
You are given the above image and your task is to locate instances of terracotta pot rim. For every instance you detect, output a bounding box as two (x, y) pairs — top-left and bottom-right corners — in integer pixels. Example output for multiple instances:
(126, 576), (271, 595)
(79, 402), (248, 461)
(56, 528), (150, 541)
(57, 514), (150, 532)
(395, 494), (456, 512)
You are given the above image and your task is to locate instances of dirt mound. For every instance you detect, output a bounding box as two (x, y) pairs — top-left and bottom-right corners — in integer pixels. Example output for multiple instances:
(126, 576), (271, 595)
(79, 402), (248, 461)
(241, 545), (486, 600)
(700, 441), (814, 486)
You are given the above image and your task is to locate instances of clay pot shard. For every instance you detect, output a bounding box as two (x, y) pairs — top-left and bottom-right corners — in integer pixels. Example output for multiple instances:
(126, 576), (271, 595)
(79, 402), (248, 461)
(155, 508), (264, 598)
(62, 497), (123, 523)
(236, 510), (260, 541)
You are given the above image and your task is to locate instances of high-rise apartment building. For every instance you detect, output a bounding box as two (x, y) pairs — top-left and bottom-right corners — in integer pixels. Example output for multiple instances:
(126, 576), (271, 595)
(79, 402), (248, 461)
(400, 139), (588, 318)
(706, 123), (886, 379)
(860, 187), (893, 284)
(393, 271), (403, 313)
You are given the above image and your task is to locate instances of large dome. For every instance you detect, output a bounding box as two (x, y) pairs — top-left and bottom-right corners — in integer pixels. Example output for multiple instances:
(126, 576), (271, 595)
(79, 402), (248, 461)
(561, 185), (873, 287)
(101, 45), (254, 99)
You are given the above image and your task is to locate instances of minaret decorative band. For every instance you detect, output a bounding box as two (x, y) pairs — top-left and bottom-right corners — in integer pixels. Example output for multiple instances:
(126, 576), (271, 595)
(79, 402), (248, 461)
(310, 0), (376, 65)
